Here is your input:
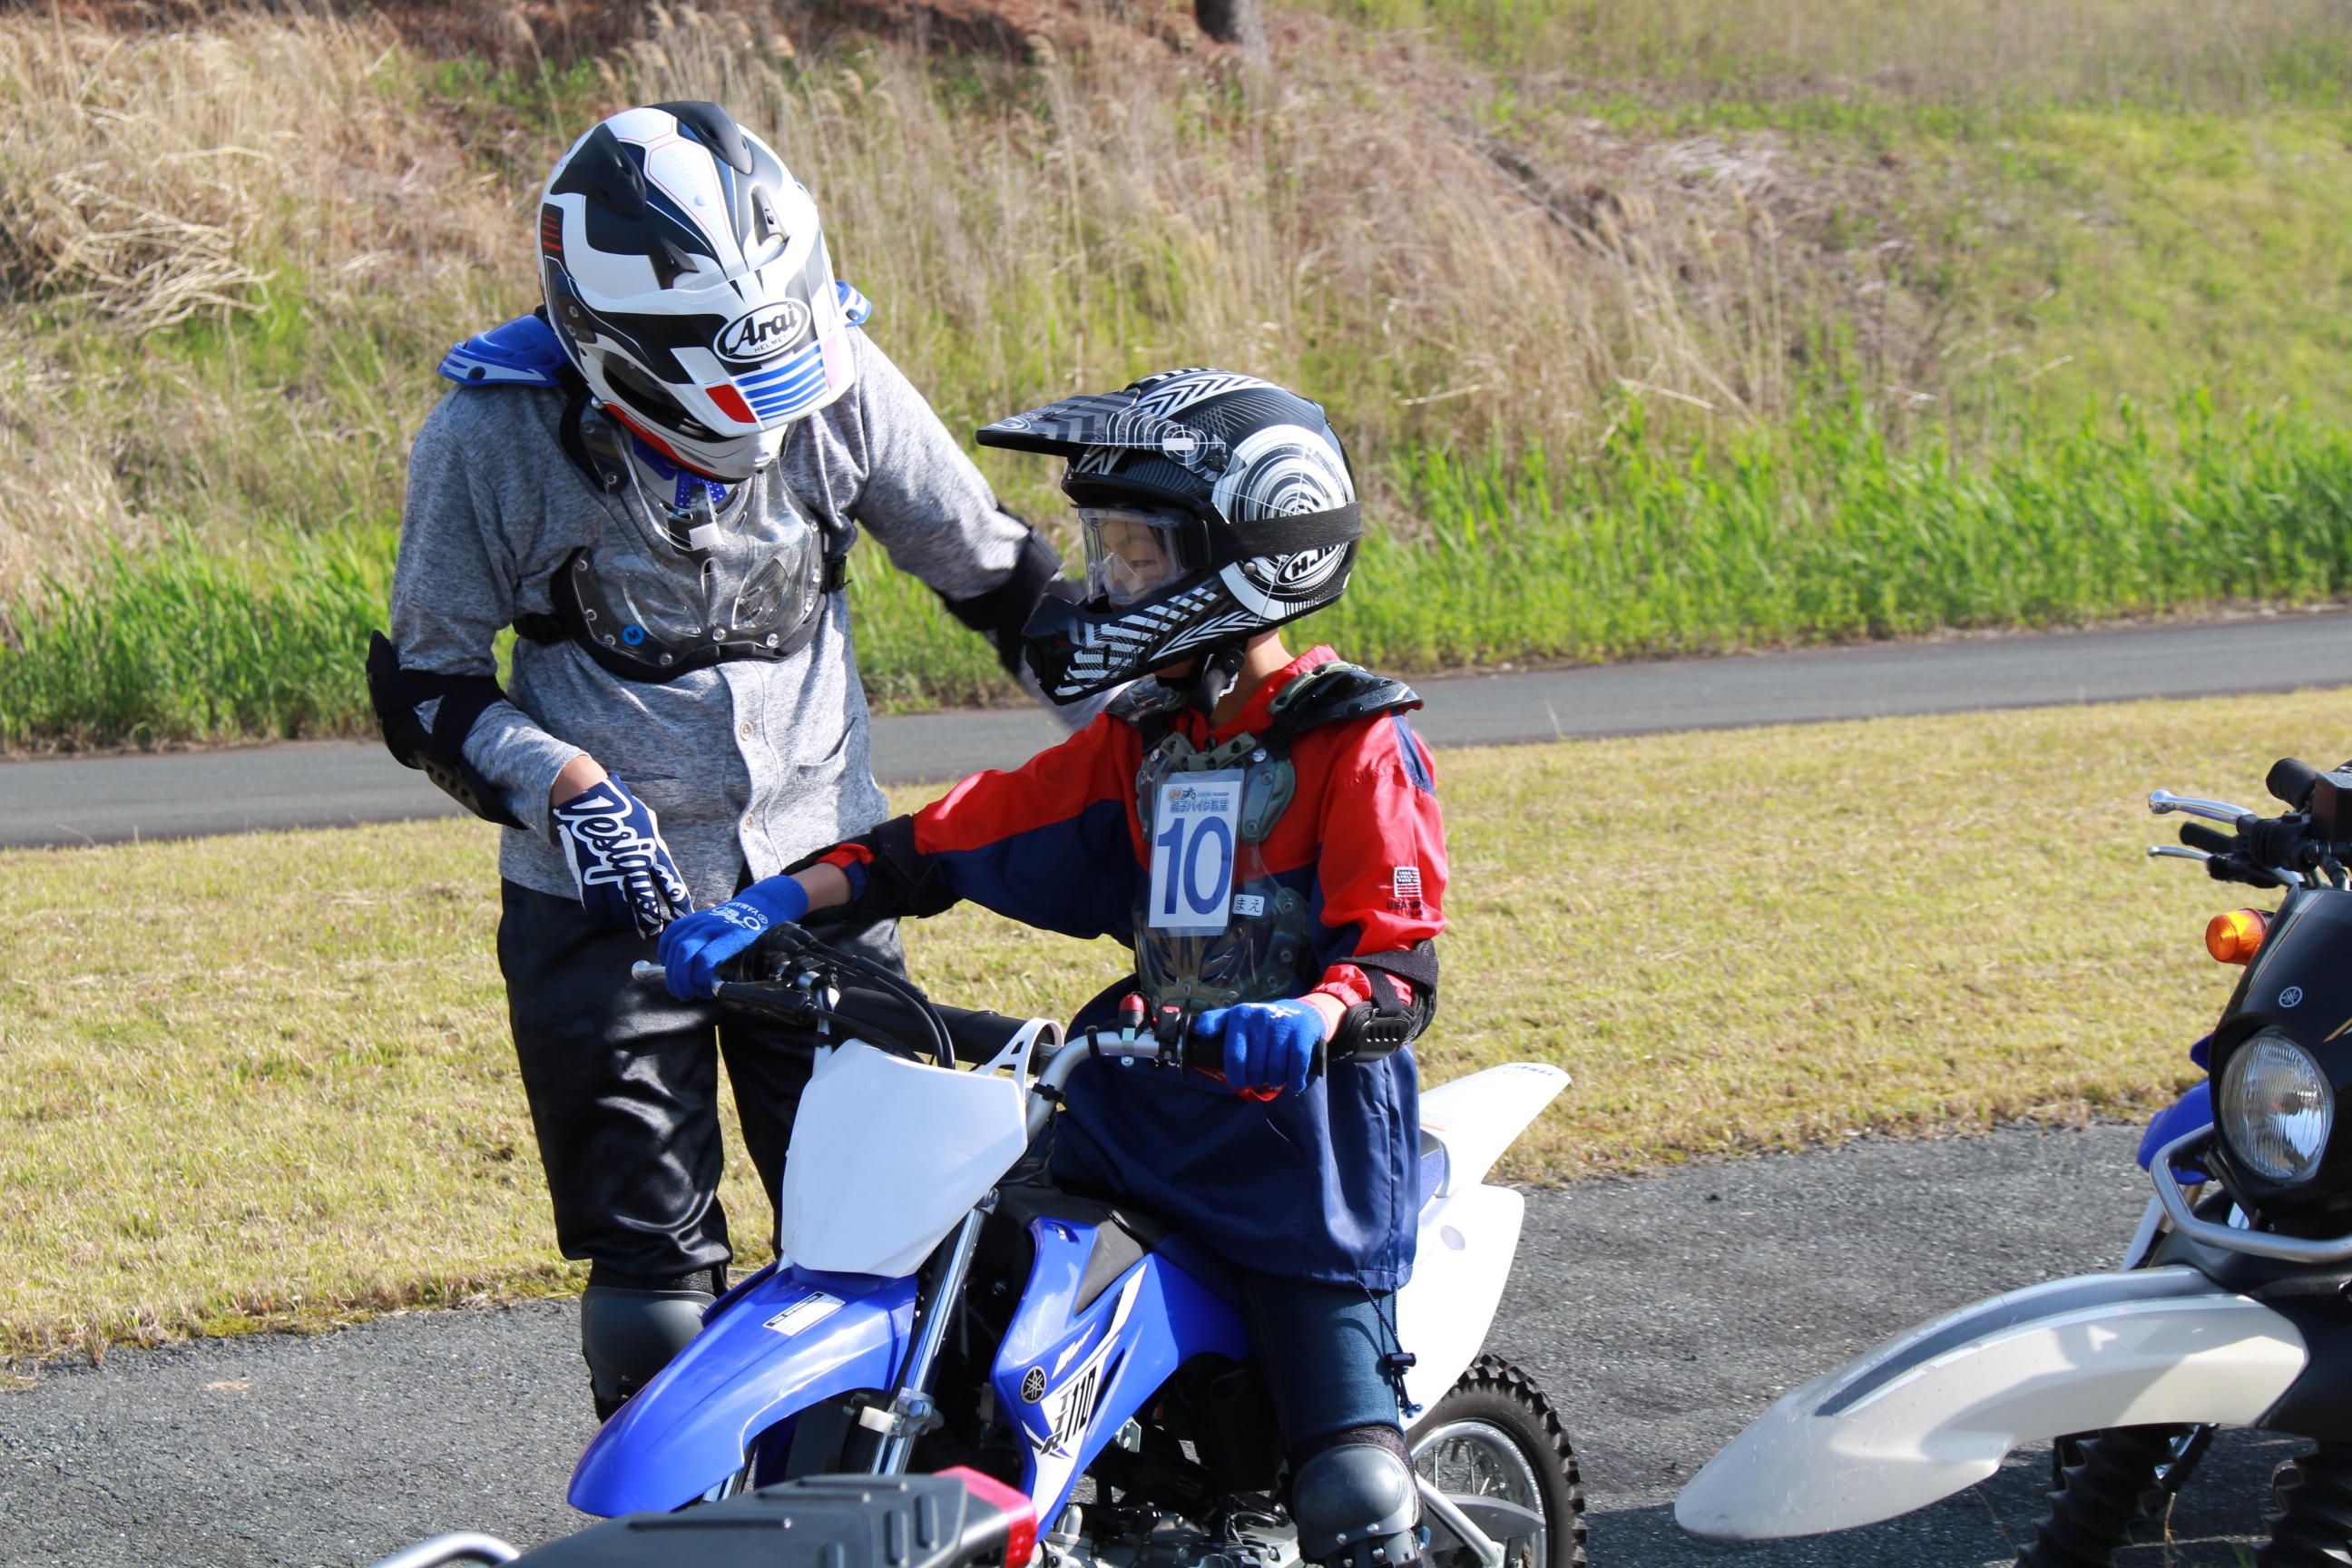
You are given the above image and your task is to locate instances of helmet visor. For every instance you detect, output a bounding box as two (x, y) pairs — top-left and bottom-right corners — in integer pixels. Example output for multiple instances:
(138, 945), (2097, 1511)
(1080, 507), (1190, 607)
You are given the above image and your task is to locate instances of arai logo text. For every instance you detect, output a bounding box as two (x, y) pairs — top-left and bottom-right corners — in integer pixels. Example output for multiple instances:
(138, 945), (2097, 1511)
(715, 299), (812, 363)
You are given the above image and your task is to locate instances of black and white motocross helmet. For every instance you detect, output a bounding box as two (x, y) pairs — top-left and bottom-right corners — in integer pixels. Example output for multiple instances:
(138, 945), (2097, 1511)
(539, 103), (857, 482)
(979, 369), (1363, 703)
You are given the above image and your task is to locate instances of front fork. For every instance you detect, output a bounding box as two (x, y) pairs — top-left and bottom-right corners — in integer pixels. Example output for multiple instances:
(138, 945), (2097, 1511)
(866, 1206), (990, 1475)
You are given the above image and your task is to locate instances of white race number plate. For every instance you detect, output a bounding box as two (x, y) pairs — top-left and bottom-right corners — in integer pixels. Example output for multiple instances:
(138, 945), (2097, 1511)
(1149, 770), (1244, 935)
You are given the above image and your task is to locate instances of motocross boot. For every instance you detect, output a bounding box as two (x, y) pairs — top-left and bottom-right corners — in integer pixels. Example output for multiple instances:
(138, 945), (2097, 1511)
(1291, 1427), (1426, 1568)
(581, 1262), (724, 1420)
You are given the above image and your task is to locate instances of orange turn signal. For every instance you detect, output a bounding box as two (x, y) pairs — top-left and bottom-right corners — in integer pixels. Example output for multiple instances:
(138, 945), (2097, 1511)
(2206, 907), (2269, 965)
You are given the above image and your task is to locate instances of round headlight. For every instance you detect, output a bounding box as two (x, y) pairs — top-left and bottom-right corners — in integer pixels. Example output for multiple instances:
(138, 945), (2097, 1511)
(2218, 1030), (2335, 1185)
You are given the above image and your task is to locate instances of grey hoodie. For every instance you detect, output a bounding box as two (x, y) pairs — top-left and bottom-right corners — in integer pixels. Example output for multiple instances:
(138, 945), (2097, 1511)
(388, 330), (1031, 908)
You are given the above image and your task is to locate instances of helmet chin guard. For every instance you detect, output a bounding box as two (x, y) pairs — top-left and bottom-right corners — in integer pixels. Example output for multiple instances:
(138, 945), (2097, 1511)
(982, 369), (1363, 704)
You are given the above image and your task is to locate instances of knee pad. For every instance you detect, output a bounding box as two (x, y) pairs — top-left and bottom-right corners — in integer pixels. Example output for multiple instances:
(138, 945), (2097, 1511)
(1291, 1437), (1421, 1568)
(580, 1267), (720, 1418)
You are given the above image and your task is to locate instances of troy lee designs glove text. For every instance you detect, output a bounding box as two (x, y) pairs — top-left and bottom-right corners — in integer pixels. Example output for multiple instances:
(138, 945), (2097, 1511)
(552, 778), (691, 938)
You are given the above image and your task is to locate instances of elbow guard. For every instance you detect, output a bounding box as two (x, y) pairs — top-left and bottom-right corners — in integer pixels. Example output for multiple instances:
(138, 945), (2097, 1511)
(940, 525), (1064, 676)
(786, 815), (961, 921)
(365, 632), (526, 829)
(1328, 942), (1439, 1065)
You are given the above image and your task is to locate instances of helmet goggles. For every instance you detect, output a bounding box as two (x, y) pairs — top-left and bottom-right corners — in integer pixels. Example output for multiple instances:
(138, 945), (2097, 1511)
(1079, 506), (1196, 607)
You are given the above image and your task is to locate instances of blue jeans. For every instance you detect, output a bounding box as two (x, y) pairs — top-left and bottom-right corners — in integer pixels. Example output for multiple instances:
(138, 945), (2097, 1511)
(1242, 1271), (1405, 1446)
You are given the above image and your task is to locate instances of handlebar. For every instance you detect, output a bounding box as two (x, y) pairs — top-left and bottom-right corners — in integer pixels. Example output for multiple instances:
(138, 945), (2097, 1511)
(2146, 780), (2350, 891)
(634, 940), (1313, 1105)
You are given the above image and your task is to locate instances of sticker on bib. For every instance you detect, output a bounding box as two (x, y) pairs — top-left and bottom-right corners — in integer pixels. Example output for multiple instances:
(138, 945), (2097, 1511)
(1151, 770), (1244, 935)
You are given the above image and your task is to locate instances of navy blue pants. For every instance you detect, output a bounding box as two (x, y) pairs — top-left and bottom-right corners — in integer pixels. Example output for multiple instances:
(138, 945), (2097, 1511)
(1242, 1272), (1406, 1446)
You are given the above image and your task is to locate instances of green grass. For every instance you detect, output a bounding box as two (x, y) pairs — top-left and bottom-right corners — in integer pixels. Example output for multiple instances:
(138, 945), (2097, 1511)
(0, 689), (2337, 1354)
(1539, 98), (2352, 429)
(11, 393), (2352, 748)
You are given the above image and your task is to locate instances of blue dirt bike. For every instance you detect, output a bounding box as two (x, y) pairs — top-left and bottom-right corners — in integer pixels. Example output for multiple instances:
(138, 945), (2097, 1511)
(564, 927), (1583, 1568)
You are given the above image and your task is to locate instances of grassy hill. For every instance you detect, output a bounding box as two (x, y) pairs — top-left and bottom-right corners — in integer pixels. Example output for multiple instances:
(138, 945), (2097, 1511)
(3, 0), (2350, 747)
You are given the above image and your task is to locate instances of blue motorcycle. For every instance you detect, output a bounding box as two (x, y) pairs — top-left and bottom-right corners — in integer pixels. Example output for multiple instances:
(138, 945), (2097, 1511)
(564, 935), (1583, 1568)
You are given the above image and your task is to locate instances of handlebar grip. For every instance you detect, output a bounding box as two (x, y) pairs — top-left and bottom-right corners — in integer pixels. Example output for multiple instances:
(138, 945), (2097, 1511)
(2269, 757), (2321, 808)
(2180, 823), (2237, 856)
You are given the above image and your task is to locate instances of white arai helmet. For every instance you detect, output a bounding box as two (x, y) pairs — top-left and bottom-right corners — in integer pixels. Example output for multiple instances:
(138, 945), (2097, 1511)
(538, 102), (858, 482)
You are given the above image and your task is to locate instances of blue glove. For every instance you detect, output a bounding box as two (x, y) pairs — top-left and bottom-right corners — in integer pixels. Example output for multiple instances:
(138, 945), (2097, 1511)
(552, 776), (691, 938)
(657, 875), (810, 1001)
(1192, 998), (1326, 1099)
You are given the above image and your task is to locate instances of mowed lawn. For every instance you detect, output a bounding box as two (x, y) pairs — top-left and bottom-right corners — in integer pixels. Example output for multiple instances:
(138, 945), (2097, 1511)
(4, 689), (2337, 1357)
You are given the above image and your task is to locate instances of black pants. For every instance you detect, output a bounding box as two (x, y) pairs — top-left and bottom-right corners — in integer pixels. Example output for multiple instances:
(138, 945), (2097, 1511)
(496, 879), (902, 1280)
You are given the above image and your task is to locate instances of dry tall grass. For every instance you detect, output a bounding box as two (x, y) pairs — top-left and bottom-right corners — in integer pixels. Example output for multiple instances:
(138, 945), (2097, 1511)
(0, 0), (1958, 607)
(1357, 0), (2352, 105)
(625, 5), (1921, 477)
(0, 9), (523, 603)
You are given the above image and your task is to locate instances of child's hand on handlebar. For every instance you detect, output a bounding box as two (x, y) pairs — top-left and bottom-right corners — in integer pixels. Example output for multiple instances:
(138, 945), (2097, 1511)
(657, 875), (811, 1000)
(1191, 996), (1338, 1099)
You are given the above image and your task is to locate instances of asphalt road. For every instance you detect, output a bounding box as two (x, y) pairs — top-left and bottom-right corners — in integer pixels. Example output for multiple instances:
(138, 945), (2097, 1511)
(7, 610), (2352, 849)
(0, 1123), (2289, 1567)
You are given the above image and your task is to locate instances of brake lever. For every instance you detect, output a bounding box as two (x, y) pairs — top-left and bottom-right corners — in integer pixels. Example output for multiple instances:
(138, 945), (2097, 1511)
(2150, 789), (2261, 825)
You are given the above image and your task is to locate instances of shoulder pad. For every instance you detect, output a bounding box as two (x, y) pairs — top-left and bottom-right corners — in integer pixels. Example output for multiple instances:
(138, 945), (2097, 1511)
(1107, 676), (1184, 726)
(836, 279), (874, 328)
(1265, 662), (1419, 739)
(438, 313), (569, 388)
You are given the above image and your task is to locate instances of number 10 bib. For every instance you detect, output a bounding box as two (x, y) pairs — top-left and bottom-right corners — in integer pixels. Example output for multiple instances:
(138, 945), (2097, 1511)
(1148, 770), (1243, 935)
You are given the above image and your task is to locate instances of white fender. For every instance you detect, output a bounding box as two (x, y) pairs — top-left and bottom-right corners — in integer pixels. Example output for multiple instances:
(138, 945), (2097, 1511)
(1675, 1266), (2308, 1540)
(1396, 1063), (1570, 1413)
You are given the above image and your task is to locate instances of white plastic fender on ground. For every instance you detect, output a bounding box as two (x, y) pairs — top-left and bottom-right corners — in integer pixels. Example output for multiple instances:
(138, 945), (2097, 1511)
(1394, 1062), (1570, 1411)
(777, 1037), (1034, 1277)
(1673, 1266), (2308, 1541)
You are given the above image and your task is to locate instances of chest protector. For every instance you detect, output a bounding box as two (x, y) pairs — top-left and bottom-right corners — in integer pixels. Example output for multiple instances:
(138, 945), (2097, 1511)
(1120, 662), (1419, 1014)
(517, 397), (848, 682)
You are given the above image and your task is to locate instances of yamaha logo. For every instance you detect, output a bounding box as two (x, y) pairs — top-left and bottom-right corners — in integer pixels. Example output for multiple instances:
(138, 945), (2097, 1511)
(1020, 1367), (1048, 1403)
(714, 299), (811, 363)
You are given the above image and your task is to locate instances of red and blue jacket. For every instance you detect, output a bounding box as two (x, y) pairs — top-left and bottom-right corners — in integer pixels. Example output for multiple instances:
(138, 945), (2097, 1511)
(812, 645), (1446, 1290)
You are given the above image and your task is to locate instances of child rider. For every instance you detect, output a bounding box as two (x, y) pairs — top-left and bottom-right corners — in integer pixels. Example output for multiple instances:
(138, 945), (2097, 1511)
(660, 369), (1446, 1568)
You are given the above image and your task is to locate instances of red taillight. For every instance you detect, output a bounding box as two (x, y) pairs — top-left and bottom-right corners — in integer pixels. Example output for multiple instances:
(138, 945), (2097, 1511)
(2206, 906), (2269, 965)
(708, 383), (759, 426)
(938, 1465), (1038, 1568)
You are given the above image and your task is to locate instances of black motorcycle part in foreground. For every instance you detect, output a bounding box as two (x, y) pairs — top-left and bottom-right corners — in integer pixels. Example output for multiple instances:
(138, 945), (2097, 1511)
(499, 1473), (1029, 1568)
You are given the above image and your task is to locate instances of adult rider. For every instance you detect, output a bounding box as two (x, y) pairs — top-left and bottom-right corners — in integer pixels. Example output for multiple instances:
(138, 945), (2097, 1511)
(368, 102), (1086, 1417)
